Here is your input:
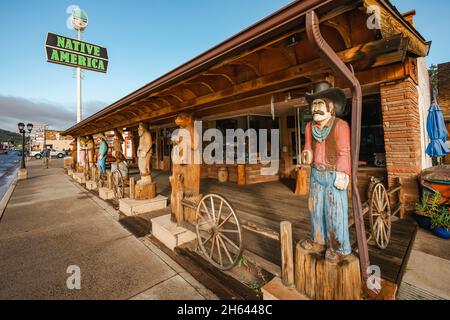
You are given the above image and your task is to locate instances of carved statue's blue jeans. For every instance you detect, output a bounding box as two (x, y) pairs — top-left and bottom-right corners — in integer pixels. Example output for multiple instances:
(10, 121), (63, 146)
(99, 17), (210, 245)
(308, 168), (351, 255)
(97, 157), (106, 175)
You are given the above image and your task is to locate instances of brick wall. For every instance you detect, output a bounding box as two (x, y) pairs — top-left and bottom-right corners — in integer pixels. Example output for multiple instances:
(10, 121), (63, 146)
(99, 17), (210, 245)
(438, 62), (450, 119)
(380, 77), (422, 212)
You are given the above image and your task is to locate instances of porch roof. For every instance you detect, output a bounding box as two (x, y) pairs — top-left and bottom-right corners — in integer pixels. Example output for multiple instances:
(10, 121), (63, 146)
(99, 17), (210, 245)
(64, 0), (429, 137)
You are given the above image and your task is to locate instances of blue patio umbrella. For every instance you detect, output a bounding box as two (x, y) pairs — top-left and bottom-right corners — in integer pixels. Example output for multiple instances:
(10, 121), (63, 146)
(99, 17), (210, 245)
(426, 102), (450, 157)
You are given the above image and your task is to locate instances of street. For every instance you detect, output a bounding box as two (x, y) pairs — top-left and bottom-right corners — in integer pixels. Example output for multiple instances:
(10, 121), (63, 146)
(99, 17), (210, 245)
(0, 151), (21, 200)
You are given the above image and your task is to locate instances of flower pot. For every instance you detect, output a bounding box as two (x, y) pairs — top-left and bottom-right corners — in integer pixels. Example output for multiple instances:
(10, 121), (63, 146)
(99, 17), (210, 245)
(414, 214), (432, 230)
(433, 227), (450, 239)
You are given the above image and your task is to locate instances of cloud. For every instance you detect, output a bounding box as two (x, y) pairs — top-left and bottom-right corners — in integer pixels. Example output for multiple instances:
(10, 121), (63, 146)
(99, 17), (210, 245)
(0, 95), (107, 133)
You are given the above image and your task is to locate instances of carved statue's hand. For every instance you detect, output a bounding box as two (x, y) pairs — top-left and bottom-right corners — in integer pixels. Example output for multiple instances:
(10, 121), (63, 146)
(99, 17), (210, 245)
(334, 172), (350, 191)
(138, 150), (147, 158)
(171, 135), (181, 144)
(301, 150), (313, 165)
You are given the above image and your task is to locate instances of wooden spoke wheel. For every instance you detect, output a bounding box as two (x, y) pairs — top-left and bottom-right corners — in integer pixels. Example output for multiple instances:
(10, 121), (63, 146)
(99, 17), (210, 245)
(369, 183), (392, 249)
(112, 169), (125, 200)
(195, 194), (243, 270)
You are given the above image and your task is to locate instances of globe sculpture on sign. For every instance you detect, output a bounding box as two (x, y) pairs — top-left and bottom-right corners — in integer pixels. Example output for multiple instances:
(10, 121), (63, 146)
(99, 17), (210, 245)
(70, 7), (88, 31)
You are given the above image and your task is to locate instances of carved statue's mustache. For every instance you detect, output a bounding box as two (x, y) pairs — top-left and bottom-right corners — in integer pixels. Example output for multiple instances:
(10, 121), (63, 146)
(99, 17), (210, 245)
(313, 110), (325, 116)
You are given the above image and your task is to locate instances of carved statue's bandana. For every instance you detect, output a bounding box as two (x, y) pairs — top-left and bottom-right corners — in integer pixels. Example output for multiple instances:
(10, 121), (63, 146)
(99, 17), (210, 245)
(312, 117), (335, 143)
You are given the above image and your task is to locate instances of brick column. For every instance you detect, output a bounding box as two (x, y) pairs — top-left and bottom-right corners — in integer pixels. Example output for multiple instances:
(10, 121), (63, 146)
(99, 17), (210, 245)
(380, 77), (422, 212)
(438, 62), (450, 119)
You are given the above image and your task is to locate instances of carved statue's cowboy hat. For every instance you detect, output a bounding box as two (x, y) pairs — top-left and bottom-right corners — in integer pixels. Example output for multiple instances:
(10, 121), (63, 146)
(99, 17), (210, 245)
(306, 82), (347, 117)
(95, 133), (107, 140)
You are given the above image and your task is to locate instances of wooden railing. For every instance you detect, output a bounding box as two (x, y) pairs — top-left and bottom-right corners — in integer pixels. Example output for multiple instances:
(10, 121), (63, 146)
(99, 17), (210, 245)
(387, 178), (405, 219)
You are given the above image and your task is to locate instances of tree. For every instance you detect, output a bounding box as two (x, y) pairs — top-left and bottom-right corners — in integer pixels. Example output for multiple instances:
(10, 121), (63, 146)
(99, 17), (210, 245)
(429, 64), (439, 101)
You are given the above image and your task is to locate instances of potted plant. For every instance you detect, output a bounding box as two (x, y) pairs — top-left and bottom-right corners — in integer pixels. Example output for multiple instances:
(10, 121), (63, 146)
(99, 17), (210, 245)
(431, 206), (450, 239)
(415, 192), (443, 230)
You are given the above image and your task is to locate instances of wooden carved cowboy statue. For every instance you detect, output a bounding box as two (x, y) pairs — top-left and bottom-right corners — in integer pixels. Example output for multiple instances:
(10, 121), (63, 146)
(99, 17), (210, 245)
(96, 133), (109, 175)
(301, 82), (352, 262)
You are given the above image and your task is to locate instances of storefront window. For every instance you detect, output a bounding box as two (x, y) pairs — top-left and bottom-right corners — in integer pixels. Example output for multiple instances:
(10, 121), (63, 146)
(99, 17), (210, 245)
(212, 115), (279, 163)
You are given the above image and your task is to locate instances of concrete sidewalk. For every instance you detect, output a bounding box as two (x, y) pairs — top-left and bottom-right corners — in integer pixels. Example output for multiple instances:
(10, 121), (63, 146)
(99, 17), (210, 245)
(0, 160), (217, 300)
(398, 228), (450, 300)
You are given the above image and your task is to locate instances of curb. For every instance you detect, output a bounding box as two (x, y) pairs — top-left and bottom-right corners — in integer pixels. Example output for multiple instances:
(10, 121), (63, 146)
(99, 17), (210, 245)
(0, 176), (18, 221)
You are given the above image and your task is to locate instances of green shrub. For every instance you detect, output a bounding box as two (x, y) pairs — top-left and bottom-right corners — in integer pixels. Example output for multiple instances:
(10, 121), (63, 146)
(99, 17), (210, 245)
(431, 206), (450, 230)
(416, 192), (443, 217)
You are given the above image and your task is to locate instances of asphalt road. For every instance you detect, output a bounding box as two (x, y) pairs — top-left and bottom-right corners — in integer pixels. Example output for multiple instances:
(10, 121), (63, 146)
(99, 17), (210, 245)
(0, 151), (21, 200)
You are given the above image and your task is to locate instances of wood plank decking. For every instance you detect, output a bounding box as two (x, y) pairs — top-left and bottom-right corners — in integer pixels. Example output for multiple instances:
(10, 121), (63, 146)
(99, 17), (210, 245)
(133, 170), (417, 285)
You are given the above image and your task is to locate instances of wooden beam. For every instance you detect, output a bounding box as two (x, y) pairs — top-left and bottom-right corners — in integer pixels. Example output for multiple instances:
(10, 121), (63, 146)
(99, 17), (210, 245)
(203, 72), (236, 85)
(70, 37), (408, 136)
(185, 80), (215, 93)
(261, 46), (297, 66)
(363, 0), (428, 56)
(179, 86), (199, 98)
(229, 61), (261, 77)
(324, 14), (352, 48)
(280, 221), (294, 287)
(165, 94), (183, 103)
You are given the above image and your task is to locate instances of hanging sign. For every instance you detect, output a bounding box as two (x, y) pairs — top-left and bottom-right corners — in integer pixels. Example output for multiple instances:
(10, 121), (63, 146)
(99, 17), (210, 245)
(45, 32), (108, 73)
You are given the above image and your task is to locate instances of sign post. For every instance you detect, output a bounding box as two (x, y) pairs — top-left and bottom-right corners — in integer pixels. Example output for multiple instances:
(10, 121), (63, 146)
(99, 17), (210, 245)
(76, 28), (82, 166)
(45, 7), (108, 169)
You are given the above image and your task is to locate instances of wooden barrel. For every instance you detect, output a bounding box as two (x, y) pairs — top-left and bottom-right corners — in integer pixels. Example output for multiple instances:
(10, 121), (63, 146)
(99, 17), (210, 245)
(218, 167), (228, 182)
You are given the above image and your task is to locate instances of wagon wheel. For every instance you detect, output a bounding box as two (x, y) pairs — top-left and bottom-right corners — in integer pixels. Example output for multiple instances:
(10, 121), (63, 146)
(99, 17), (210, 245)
(369, 183), (392, 249)
(195, 194), (243, 270)
(112, 169), (125, 200)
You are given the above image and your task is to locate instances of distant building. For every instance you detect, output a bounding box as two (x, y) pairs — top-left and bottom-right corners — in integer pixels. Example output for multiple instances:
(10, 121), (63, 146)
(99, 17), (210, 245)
(31, 126), (73, 151)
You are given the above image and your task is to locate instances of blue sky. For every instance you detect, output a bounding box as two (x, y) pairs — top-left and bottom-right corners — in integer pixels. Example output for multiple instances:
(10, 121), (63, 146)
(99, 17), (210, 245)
(0, 0), (448, 131)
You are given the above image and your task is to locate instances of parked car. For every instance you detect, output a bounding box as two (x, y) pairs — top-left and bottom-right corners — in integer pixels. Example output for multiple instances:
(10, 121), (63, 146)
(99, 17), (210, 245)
(30, 150), (42, 158)
(33, 149), (65, 159)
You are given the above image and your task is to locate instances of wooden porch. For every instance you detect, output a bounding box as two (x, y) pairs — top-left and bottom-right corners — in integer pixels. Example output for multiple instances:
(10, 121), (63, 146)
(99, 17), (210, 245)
(123, 169), (417, 286)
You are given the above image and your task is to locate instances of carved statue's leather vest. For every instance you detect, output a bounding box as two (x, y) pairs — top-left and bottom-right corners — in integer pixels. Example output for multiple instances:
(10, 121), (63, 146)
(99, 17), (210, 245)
(311, 118), (339, 166)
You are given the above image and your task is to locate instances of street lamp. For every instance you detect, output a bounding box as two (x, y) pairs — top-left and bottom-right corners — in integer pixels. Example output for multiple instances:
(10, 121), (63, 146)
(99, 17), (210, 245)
(18, 122), (33, 169)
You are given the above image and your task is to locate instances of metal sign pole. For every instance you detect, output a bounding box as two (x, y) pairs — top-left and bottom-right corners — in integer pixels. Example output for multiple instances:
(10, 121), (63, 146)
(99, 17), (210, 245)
(76, 28), (82, 165)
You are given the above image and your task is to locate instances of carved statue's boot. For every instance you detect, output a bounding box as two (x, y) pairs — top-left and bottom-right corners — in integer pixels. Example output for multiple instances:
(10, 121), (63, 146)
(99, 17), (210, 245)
(300, 239), (325, 253)
(325, 248), (341, 263)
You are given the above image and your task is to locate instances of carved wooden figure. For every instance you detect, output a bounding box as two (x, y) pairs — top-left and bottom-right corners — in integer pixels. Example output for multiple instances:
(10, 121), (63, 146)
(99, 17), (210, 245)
(135, 122), (156, 199)
(79, 136), (88, 170)
(112, 128), (129, 179)
(300, 81), (351, 261)
(296, 82), (361, 300)
(86, 135), (95, 170)
(96, 133), (109, 175)
(169, 113), (201, 224)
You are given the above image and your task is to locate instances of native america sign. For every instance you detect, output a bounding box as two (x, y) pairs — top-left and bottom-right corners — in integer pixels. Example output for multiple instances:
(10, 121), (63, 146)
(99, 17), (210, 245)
(45, 33), (108, 73)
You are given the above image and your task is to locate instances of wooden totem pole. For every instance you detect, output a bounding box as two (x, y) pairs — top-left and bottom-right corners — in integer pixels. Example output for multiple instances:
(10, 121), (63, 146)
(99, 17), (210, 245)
(169, 113), (201, 224)
(296, 82), (361, 300)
